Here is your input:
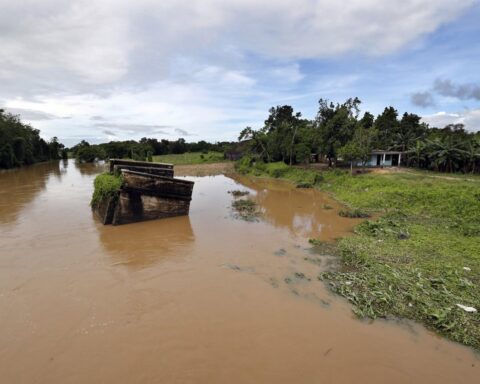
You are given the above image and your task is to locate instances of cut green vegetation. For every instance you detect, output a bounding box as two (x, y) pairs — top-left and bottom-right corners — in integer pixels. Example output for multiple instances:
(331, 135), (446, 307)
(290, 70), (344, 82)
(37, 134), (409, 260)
(152, 151), (227, 165)
(91, 173), (123, 208)
(315, 170), (480, 350)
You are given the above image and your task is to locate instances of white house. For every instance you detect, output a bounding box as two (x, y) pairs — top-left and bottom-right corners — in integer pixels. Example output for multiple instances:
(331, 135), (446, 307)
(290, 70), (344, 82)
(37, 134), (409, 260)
(356, 150), (404, 167)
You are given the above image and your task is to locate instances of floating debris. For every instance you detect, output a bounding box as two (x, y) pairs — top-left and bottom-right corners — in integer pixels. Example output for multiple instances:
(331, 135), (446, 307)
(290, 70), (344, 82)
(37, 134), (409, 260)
(274, 248), (287, 256)
(228, 190), (250, 197)
(456, 304), (477, 313)
(232, 199), (261, 221)
(304, 256), (322, 265)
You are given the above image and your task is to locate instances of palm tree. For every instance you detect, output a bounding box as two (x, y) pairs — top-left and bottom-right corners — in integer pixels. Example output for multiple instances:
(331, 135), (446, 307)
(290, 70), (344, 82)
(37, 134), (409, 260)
(425, 137), (465, 173)
(406, 140), (427, 168)
(460, 139), (480, 174)
(391, 131), (420, 153)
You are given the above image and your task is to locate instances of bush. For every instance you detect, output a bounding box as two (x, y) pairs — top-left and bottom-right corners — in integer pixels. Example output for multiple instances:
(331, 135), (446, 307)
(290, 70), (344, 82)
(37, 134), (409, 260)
(90, 173), (123, 208)
(77, 146), (106, 163)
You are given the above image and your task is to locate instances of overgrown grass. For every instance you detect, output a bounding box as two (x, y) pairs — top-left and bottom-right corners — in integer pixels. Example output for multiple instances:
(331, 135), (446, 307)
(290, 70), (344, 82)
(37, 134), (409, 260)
(152, 151), (227, 165)
(91, 173), (123, 208)
(317, 170), (480, 350)
(235, 156), (323, 187)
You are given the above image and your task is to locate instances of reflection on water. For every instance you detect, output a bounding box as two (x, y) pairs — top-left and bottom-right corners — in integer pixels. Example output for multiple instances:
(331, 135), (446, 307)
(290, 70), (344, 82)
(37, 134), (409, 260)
(100, 216), (195, 268)
(0, 161), (63, 224)
(232, 174), (362, 241)
(0, 160), (478, 384)
(74, 160), (108, 175)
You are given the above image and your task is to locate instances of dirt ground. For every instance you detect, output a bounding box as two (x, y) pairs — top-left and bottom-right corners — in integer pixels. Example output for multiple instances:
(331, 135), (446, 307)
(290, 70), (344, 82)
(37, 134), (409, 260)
(174, 162), (235, 177)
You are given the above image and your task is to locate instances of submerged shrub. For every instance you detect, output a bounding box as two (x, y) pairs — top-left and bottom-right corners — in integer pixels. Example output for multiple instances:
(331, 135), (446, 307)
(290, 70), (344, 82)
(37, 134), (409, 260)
(229, 190), (250, 197)
(338, 209), (370, 218)
(231, 199), (260, 221)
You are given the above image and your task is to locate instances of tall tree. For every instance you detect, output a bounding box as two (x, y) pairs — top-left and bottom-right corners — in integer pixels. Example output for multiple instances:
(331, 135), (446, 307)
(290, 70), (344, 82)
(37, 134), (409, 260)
(374, 107), (399, 149)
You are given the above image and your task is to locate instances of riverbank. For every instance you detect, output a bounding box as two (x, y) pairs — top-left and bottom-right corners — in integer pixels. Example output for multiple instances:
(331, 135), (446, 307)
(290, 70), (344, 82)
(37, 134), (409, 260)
(174, 162), (234, 177)
(237, 161), (480, 350)
(152, 151), (227, 165)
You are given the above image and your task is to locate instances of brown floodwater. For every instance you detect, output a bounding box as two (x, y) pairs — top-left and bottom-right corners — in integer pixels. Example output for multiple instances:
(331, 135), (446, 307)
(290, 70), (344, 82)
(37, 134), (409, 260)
(0, 160), (478, 383)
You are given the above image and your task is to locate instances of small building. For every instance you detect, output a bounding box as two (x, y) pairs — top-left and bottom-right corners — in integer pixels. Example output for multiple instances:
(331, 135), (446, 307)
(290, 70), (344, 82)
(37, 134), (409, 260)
(224, 150), (244, 161)
(357, 150), (404, 167)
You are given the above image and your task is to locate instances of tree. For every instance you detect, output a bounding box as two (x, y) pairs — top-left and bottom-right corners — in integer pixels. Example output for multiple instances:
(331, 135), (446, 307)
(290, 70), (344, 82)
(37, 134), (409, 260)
(461, 139), (480, 174)
(315, 98), (361, 167)
(239, 126), (271, 162)
(374, 107), (399, 149)
(0, 109), (62, 169)
(425, 137), (465, 173)
(263, 105), (303, 164)
(339, 126), (376, 174)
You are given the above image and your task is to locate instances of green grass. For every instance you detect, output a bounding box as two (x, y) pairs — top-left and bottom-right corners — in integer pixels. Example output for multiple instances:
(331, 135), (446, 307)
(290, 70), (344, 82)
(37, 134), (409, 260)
(152, 151), (227, 165)
(237, 158), (480, 349)
(91, 173), (123, 208)
(236, 157), (323, 187)
(317, 170), (480, 350)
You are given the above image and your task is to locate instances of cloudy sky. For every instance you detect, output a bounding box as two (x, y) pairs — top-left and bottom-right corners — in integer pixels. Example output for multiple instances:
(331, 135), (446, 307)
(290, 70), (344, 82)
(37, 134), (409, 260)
(1, 0), (480, 146)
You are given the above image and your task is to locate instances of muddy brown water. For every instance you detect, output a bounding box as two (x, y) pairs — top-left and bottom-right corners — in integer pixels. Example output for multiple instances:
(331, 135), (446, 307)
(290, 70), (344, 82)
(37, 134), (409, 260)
(0, 160), (478, 383)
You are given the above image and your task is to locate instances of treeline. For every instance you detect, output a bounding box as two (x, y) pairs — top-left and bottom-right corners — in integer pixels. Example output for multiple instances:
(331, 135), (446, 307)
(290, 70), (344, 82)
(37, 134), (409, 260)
(71, 138), (231, 162)
(0, 109), (65, 169)
(239, 98), (480, 173)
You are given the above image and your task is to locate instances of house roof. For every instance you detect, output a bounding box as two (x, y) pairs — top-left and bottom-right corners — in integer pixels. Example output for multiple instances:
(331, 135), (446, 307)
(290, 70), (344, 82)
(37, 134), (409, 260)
(371, 150), (404, 155)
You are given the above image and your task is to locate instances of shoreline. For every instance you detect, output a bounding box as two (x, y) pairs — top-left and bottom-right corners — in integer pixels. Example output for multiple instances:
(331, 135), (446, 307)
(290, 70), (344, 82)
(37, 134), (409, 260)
(234, 161), (480, 351)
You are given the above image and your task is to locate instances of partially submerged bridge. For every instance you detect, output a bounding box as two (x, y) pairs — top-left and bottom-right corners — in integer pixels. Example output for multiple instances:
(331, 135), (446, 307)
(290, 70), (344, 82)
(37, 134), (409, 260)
(94, 159), (194, 225)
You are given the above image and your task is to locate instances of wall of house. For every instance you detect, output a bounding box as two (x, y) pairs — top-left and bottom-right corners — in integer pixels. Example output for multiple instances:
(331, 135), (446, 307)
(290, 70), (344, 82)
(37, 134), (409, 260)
(355, 154), (394, 167)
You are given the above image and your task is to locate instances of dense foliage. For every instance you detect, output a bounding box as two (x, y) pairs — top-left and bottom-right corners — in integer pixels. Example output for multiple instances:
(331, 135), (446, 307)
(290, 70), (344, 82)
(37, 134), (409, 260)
(239, 98), (480, 173)
(71, 137), (233, 163)
(0, 109), (65, 169)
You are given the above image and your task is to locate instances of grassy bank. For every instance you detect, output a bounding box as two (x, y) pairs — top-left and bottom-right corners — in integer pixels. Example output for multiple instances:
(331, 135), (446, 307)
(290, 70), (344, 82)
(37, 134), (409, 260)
(153, 151), (226, 165)
(239, 160), (480, 350)
(236, 157), (323, 187)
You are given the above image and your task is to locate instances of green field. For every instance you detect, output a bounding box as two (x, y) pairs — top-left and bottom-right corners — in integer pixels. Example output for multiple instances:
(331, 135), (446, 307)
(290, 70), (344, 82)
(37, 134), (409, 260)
(238, 160), (480, 350)
(152, 151), (227, 165)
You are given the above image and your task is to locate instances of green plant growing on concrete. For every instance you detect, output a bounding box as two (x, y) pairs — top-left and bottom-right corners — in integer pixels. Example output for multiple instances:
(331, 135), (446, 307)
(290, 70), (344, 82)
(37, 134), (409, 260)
(90, 173), (123, 208)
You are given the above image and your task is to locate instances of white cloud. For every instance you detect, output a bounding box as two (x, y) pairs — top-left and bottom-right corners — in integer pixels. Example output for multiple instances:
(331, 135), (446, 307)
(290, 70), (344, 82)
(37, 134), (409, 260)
(0, 0), (475, 92)
(4, 79), (267, 145)
(0, 1), (131, 88)
(271, 64), (305, 84)
(0, 0), (477, 143)
(192, 66), (256, 87)
(422, 109), (480, 131)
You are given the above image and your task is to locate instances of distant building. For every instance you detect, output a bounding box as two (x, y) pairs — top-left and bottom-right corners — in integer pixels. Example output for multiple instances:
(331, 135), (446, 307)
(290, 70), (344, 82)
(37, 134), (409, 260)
(356, 150), (404, 167)
(224, 140), (251, 161)
(224, 150), (244, 161)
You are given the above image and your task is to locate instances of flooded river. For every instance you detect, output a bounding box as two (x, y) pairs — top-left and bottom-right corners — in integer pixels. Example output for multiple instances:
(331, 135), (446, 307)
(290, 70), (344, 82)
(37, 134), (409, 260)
(0, 160), (478, 383)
